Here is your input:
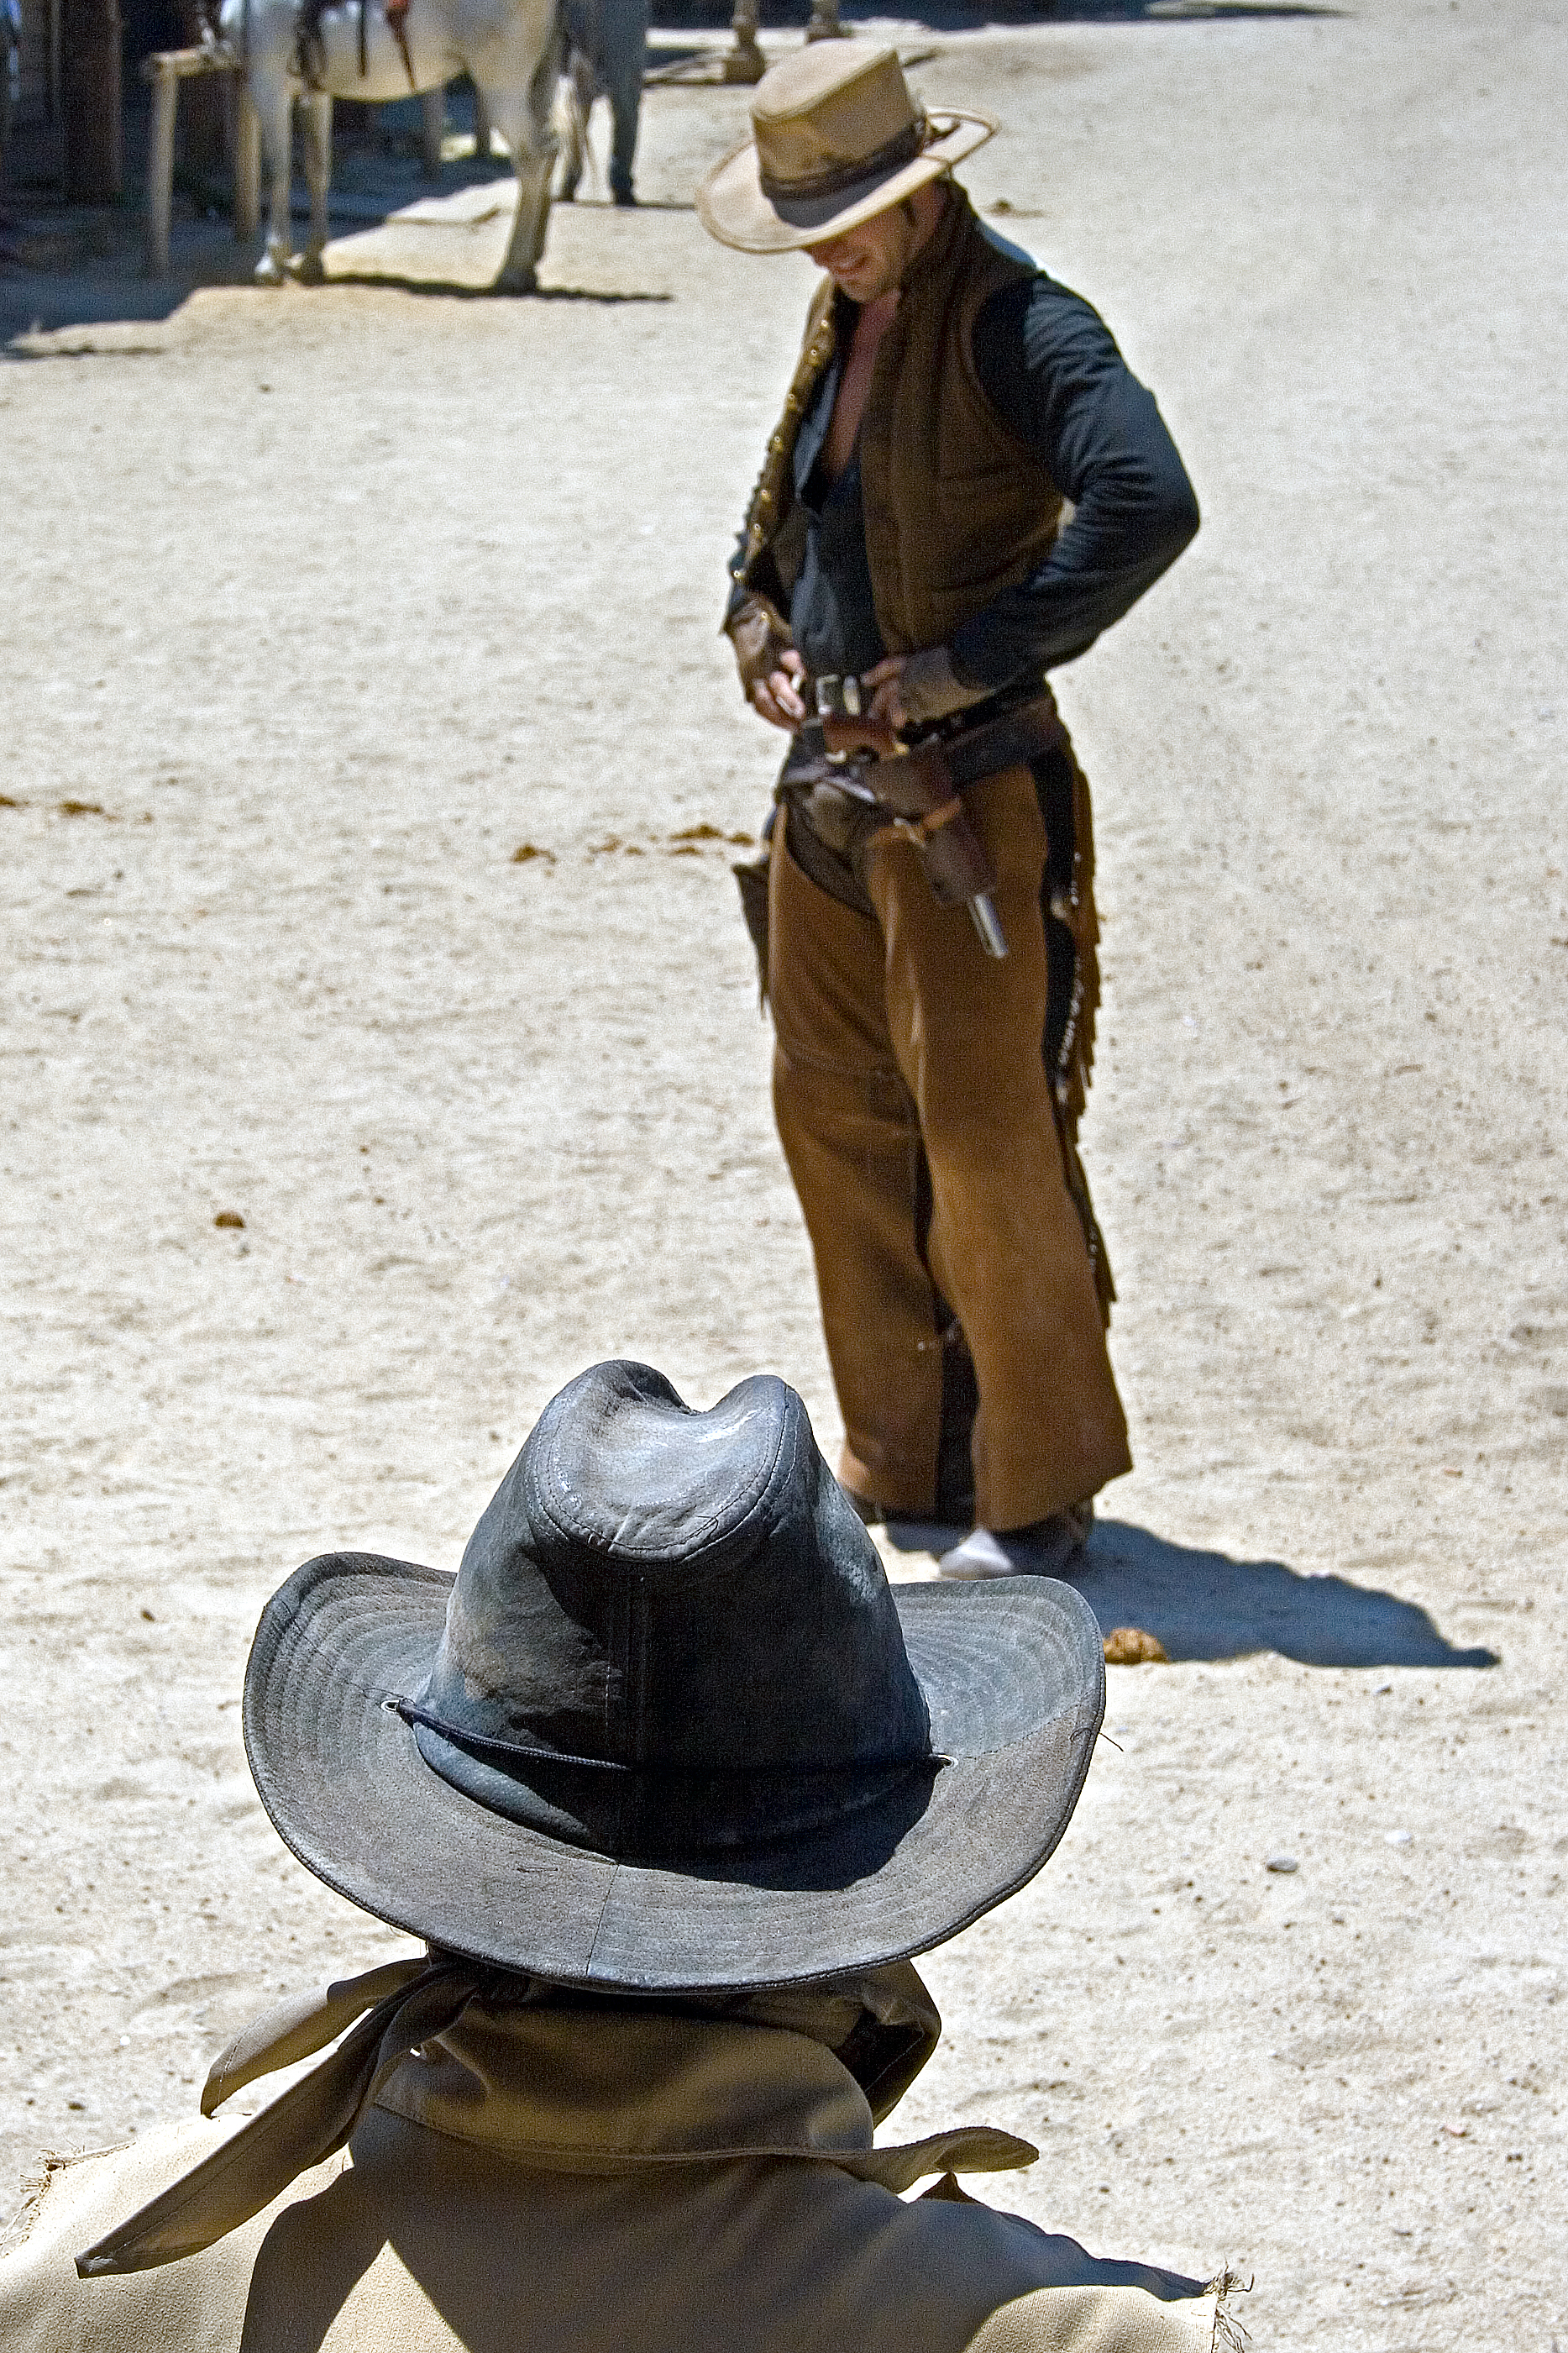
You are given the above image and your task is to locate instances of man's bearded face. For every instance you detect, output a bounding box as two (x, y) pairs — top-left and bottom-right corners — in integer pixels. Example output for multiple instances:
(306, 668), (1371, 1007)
(805, 199), (921, 303)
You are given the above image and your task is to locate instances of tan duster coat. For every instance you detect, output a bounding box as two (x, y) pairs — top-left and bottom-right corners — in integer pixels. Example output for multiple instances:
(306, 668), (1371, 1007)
(0, 1990), (1226, 2353)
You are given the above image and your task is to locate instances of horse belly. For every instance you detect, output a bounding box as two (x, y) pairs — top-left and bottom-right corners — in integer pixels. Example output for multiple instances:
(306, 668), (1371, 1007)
(296, 4), (460, 99)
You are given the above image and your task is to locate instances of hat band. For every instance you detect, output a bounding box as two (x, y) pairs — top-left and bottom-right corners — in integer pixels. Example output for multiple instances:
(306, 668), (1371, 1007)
(758, 115), (928, 207)
(394, 1696), (944, 1781)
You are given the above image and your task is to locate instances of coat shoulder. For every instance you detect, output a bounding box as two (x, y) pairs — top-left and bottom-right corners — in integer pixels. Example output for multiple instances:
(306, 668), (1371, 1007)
(0, 2123), (345, 2353)
(878, 2192), (1219, 2353)
(962, 2278), (1219, 2353)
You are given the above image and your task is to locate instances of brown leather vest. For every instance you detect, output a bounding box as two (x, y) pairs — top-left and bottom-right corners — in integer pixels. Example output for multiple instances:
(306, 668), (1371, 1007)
(736, 190), (1063, 656)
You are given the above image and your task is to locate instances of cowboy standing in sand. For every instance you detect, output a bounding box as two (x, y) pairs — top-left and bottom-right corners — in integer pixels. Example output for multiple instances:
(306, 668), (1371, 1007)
(700, 45), (1198, 1580)
(0, 1362), (1234, 2350)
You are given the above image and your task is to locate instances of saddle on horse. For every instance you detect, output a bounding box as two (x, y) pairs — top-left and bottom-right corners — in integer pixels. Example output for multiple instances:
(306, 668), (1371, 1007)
(293, 0), (418, 91)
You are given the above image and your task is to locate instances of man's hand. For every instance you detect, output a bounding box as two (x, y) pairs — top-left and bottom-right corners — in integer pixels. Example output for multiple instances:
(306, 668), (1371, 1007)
(728, 596), (807, 731)
(861, 654), (910, 732)
(753, 646), (808, 731)
(863, 647), (989, 732)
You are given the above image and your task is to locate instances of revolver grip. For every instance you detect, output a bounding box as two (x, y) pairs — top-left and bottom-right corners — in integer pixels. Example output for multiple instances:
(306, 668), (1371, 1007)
(822, 713), (903, 764)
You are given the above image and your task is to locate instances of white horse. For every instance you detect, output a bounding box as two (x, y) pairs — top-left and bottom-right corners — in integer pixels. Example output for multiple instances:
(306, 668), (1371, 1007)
(219, 0), (562, 290)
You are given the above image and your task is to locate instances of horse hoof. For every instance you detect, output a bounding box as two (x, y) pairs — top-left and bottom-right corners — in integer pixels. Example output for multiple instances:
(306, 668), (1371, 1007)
(291, 250), (327, 286)
(493, 266), (538, 295)
(254, 253), (289, 286)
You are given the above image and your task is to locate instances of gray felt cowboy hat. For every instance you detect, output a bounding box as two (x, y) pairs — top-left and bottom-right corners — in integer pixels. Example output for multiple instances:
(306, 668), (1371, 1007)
(244, 1360), (1104, 1992)
(697, 40), (994, 255)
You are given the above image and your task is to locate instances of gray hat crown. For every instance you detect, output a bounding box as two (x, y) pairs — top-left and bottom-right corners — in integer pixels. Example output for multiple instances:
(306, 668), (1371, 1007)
(406, 1362), (933, 1858)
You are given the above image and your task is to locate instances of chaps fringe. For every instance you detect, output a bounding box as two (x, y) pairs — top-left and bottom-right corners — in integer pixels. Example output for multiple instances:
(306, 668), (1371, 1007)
(1207, 2265), (1254, 2353)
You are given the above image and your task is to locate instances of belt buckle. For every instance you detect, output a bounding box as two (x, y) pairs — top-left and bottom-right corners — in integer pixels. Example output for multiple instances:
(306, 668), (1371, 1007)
(813, 673), (863, 721)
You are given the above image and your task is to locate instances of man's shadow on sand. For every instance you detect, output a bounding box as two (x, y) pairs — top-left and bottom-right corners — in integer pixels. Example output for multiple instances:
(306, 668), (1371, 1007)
(885, 1519), (1497, 1668)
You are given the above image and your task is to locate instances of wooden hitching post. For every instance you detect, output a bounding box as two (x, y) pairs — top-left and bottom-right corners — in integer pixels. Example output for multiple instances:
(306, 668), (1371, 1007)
(140, 43), (240, 276)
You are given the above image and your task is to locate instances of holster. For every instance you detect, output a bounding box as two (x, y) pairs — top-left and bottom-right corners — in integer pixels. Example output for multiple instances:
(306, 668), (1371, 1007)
(823, 693), (1066, 910)
(859, 694), (1065, 820)
(742, 693), (1068, 991)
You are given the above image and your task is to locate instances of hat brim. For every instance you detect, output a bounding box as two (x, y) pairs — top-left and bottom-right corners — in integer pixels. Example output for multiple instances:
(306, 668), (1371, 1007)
(242, 1551), (1104, 1993)
(697, 110), (995, 255)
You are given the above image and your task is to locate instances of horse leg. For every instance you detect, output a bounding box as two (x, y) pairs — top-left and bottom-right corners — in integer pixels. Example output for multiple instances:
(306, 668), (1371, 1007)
(554, 0), (588, 199)
(296, 87), (333, 281)
(233, 82), (261, 241)
(556, 43), (590, 202)
(483, 50), (559, 291)
(252, 76), (296, 284)
(420, 84), (445, 180)
(497, 143), (553, 291)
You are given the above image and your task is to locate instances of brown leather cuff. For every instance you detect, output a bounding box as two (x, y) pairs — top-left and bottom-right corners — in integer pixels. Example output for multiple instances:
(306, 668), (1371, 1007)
(894, 645), (990, 726)
(726, 594), (794, 703)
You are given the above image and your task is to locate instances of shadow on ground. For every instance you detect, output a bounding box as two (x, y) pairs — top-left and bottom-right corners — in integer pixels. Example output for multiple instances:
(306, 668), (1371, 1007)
(1009, 3), (1346, 19)
(0, 249), (674, 344)
(2, 285), (181, 339)
(323, 274), (674, 302)
(662, 1), (1345, 24)
(883, 1516), (1497, 1668)
(1077, 1521), (1497, 1668)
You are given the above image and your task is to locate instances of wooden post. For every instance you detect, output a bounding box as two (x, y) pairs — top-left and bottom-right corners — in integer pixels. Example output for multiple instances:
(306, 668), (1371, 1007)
(140, 46), (243, 273)
(61, 0), (122, 202)
(144, 64), (178, 272)
(721, 0), (764, 85)
(179, 0), (226, 173)
(234, 79), (260, 239)
(1, 11), (14, 176)
(420, 82), (443, 179)
(1, 20), (11, 186)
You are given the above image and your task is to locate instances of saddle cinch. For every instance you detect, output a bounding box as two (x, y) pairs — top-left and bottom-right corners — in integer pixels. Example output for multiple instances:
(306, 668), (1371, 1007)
(295, 0), (418, 90)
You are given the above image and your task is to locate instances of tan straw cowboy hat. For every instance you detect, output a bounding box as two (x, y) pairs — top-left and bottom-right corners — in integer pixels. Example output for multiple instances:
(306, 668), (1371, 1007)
(698, 40), (994, 255)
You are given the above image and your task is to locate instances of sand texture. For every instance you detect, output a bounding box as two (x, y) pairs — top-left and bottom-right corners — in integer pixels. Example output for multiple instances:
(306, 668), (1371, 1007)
(2, 2), (1564, 2344)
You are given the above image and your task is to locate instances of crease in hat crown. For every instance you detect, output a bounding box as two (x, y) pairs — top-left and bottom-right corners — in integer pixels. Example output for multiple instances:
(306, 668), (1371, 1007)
(520, 1356), (794, 1566)
(696, 40), (995, 256)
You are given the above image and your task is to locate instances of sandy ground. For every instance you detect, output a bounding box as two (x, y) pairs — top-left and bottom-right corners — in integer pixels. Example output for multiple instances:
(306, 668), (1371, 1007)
(3, 1), (1565, 2343)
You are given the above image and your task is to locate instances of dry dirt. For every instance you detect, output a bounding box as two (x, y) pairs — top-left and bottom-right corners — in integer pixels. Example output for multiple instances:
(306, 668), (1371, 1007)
(2, 2), (1564, 2345)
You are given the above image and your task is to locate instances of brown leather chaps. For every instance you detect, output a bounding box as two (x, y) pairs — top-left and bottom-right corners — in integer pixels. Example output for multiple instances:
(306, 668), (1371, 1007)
(768, 757), (1131, 1531)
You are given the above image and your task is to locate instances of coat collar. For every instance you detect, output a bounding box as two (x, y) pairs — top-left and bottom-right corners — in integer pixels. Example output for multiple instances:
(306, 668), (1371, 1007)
(373, 1996), (1033, 2190)
(76, 1956), (1036, 2278)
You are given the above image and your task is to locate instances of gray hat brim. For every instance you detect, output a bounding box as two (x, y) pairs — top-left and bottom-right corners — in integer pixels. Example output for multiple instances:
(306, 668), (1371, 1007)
(697, 110), (995, 255)
(243, 1552), (1104, 1992)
